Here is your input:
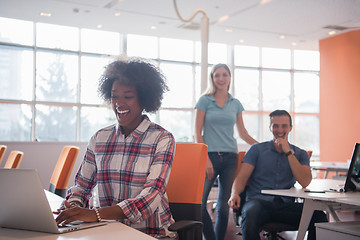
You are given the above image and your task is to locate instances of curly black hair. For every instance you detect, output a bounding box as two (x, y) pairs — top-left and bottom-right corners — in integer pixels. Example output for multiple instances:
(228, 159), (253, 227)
(98, 57), (169, 113)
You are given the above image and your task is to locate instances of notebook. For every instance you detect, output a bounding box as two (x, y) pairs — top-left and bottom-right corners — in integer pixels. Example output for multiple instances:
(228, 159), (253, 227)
(0, 168), (106, 233)
(344, 143), (360, 192)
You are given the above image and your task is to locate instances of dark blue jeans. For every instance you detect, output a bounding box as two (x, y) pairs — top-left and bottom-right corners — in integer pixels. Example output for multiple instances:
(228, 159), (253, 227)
(241, 198), (328, 240)
(201, 152), (238, 240)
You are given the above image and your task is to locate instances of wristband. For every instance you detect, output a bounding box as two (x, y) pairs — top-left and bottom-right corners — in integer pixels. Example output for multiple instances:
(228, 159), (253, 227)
(285, 149), (295, 156)
(93, 208), (102, 222)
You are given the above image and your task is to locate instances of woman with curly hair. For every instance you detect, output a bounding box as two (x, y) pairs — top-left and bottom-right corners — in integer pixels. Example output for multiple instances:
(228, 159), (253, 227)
(54, 58), (176, 238)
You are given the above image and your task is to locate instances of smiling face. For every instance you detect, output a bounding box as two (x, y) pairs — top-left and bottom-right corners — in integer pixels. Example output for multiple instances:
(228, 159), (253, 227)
(212, 67), (231, 92)
(270, 115), (292, 141)
(111, 81), (143, 136)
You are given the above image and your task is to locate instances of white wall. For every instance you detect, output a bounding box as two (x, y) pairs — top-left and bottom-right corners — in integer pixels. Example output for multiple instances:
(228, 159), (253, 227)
(0, 141), (88, 190)
(238, 144), (251, 152)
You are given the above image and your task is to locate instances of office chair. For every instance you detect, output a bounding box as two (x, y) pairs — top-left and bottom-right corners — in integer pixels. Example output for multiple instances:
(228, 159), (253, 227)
(0, 145), (7, 165)
(166, 143), (208, 240)
(262, 223), (298, 240)
(307, 150), (313, 158)
(49, 145), (80, 198)
(261, 150), (313, 239)
(4, 150), (24, 169)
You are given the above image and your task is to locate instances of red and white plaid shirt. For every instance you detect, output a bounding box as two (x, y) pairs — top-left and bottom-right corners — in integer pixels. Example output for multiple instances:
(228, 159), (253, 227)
(67, 116), (176, 238)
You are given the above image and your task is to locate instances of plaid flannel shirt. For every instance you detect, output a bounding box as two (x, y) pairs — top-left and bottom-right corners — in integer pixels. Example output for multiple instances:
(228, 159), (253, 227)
(66, 116), (176, 238)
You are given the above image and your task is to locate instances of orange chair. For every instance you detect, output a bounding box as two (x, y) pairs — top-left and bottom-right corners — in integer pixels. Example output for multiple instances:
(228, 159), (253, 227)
(166, 143), (208, 240)
(4, 151), (24, 169)
(307, 150), (313, 158)
(49, 145), (80, 197)
(0, 145), (7, 165)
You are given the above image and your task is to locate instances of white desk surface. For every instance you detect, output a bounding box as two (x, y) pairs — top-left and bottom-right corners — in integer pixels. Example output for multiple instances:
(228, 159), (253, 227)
(310, 161), (349, 179)
(262, 179), (351, 201)
(261, 179), (360, 240)
(0, 221), (156, 240)
(310, 161), (349, 171)
(0, 190), (156, 240)
(262, 179), (360, 205)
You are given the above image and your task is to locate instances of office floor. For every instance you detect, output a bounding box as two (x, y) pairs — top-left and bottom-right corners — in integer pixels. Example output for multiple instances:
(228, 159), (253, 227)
(207, 187), (360, 240)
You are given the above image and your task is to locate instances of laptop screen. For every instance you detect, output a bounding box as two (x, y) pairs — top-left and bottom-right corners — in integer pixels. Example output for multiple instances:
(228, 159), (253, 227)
(344, 143), (360, 192)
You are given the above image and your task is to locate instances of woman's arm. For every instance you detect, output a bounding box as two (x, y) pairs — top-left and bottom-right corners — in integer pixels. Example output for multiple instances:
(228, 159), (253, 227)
(195, 109), (214, 179)
(55, 201), (126, 225)
(195, 109), (205, 144)
(56, 135), (127, 225)
(66, 137), (98, 207)
(236, 112), (258, 145)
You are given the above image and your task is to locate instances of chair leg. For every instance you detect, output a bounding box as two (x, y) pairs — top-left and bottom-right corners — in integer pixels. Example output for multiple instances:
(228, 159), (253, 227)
(263, 231), (286, 240)
(275, 233), (286, 240)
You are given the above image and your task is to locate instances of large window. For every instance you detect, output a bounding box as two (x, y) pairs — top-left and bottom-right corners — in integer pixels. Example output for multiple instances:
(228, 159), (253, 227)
(0, 17), (117, 142)
(233, 47), (320, 156)
(0, 17), (320, 158)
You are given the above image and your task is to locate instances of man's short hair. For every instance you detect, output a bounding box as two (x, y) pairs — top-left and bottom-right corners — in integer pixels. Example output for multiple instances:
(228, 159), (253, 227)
(269, 110), (292, 127)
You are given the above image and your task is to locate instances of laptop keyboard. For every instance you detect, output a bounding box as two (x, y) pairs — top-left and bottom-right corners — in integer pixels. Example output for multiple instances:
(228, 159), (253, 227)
(58, 222), (80, 228)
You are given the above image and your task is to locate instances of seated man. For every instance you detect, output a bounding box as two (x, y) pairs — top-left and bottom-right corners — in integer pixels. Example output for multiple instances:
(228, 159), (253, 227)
(228, 110), (327, 240)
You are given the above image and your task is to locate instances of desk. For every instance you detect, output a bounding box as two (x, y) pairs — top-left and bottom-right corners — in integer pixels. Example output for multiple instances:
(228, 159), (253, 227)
(0, 221), (156, 240)
(315, 221), (360, 240)
(0, 190), (156, 240)
(310, 161), (349, 179)
(262, 179), (360, 240)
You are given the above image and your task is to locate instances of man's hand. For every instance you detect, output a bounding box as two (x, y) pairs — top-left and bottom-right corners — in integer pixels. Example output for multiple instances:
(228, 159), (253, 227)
(228, 194), (241, 210)
(274, 132), (290, 153)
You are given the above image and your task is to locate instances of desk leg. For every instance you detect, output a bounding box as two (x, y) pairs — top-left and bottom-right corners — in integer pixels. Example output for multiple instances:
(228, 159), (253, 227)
(327, 205), (340, 222)
(296, 199), (327, 240)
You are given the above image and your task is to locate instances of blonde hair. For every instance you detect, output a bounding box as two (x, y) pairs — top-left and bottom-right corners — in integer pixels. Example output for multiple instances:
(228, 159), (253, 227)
(203, 63), (231, 96)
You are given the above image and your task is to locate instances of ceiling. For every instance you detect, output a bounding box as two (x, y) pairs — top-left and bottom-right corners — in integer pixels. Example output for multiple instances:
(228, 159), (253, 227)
(1, 0), (360, 51)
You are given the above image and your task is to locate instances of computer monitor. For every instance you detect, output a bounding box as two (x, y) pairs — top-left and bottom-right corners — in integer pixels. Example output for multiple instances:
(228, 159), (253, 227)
(344, 143), (360, 192)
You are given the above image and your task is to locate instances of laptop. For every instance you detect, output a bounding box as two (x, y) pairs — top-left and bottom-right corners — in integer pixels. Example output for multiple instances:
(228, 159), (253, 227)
(344, 143), (360, 192)
(0, 168), (106, 233)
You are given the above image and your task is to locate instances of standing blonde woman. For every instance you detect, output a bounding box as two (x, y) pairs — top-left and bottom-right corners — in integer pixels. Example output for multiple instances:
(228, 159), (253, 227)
(195, 63), (257, 240)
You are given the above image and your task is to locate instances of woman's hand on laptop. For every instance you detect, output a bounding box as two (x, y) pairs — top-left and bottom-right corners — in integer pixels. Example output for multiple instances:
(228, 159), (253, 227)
(53, 200), (81, 214)
(54, 200), (98, 225)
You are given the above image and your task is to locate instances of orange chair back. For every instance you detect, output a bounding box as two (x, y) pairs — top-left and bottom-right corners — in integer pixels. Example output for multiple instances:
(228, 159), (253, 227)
(307, 150), (313, 158)
(0, 145), (7, 165)
(49, 145), (80, 197)
(167, 143), (208, 240)
(166, 143), (208, 205)
(4, 151), (24, 169)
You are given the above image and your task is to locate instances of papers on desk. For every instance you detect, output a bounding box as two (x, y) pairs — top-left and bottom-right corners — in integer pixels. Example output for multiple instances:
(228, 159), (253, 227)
(263, 179), (348, 200)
